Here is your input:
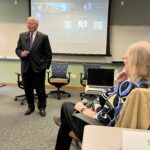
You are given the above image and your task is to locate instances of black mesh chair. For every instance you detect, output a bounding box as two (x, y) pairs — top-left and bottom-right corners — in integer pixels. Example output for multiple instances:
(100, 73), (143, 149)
(80, 63), (101, 99)
(15, 73), (37, 105)
(47, 62), (71, 100)
(14, 73), (26, 105)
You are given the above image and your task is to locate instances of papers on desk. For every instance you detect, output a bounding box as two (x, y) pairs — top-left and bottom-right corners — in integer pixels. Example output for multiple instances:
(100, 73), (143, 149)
(122, 130), (150, 150)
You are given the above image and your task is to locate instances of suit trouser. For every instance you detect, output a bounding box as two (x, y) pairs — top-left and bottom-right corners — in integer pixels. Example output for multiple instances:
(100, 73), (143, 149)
(55, 102), (87, 150)
(22, 65), (46, 110)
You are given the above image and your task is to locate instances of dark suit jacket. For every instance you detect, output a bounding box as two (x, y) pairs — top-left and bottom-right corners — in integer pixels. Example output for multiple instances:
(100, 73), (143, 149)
(16, 31), (52, 73)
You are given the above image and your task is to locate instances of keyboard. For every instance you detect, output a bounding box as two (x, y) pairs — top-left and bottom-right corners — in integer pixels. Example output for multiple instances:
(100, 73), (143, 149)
(86, 85), (106, 93)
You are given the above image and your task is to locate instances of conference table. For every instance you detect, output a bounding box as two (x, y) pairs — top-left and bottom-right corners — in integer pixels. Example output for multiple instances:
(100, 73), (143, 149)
(82, 125), (150, 150)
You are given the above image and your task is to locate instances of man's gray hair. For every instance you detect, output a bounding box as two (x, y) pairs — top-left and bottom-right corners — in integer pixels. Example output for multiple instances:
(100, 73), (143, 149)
(27, 16), (39, 25)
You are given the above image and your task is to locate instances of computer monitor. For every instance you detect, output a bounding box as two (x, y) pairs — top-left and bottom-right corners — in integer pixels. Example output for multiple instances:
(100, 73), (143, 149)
(87, 68), (114, 87)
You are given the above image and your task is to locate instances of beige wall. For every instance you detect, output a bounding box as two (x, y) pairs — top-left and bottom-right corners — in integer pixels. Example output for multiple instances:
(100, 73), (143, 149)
(0, 0), (149, 88)
(1, 0), (150, 62)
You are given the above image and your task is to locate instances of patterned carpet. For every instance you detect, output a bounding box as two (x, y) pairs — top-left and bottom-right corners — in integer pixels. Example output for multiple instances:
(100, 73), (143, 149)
(0, 86), (82, 150)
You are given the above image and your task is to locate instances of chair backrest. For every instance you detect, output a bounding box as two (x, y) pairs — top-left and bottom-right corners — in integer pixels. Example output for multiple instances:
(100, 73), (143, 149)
(51, 62), (68, 78)
(83, 63), (100, 80)
(115, 88), (150, 129)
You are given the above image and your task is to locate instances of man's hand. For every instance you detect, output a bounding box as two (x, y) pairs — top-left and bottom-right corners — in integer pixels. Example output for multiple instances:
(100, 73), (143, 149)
(21, 50), (29, 57)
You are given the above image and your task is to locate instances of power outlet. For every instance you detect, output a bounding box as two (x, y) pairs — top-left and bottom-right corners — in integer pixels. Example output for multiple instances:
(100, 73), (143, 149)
(71, 74), (76, 79)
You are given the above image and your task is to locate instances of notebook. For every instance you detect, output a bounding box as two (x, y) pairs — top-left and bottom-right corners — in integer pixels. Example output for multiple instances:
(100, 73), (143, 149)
(86, 68), (114, 92)
(73, 113), (102, 125)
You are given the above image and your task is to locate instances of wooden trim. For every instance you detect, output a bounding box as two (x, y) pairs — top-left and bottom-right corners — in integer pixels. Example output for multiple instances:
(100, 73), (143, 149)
(0, 82), (84, 91)
(0, 82), (16, 86)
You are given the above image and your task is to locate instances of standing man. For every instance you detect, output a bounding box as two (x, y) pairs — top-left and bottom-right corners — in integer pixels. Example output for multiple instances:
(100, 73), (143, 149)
(16, 16), (52, 117)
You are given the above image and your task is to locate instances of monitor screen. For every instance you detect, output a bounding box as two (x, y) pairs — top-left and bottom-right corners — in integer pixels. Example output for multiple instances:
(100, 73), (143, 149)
(87, 68), (114, 86)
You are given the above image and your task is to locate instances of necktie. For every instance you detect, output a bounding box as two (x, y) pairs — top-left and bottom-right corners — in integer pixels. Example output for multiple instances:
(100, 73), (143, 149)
(29, 32), (33, 50)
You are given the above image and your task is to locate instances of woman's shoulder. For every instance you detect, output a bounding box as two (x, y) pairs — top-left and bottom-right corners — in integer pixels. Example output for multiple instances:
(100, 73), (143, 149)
(117, 79), (148, 97)
(104, 79), (147, 98)
(117, 80), (138, 97)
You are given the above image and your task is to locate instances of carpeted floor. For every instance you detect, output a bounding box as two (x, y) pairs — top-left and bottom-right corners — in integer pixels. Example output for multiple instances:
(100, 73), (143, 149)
(0, 86), (82, 150)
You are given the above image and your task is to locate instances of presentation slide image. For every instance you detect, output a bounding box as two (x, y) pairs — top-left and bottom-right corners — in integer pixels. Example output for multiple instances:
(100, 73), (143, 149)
(31, 0), (110, 55)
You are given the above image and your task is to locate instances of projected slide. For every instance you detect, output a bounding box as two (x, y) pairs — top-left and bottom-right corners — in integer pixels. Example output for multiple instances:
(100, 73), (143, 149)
(31, 0), (110, 55)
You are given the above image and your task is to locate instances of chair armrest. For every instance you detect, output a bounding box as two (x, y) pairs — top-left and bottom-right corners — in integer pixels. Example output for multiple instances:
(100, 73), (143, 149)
(73, 113), (103, 126)
(80, 73), (83, 80)
(15, 72), (21, 75)
(15, 72), (21, 82)
(47, 71), (51, 83)
(80, 73), (86, 87)
(67, 72), (71, 83)
(15, 72), (24, 89)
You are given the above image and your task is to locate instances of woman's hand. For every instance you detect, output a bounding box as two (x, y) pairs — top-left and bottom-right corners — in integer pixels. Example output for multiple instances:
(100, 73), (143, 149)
(74, 102), (96, 118)
(74, 102), (86, 112)
(115, 69), (128, 84)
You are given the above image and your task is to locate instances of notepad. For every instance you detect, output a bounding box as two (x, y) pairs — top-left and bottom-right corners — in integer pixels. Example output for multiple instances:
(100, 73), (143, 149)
(122, 130), (150, 150)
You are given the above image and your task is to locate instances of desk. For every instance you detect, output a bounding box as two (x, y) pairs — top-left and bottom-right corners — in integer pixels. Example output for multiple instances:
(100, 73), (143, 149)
(82, 125), (149, 150)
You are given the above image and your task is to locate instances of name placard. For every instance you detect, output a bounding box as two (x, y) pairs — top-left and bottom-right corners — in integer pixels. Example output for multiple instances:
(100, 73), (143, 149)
(122, 130), (150, 150)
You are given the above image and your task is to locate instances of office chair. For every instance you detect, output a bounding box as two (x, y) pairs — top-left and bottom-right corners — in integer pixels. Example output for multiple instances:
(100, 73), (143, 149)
(14, 73), (26, 105)
(15, 73), (37, 105)
(80, 63), (101, 99)
(47, 62), (71, 100)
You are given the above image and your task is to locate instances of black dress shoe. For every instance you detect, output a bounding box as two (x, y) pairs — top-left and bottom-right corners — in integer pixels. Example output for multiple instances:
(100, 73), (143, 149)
(24, 108), (34, 115)
(39, 109), (46, 117)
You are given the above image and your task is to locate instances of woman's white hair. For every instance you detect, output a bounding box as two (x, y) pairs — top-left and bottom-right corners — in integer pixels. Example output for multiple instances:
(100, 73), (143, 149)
(127, 41), (150, 84)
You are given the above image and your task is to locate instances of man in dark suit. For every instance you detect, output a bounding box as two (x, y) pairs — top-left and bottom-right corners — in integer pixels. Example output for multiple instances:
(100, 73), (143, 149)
(16, 16), (52, 117)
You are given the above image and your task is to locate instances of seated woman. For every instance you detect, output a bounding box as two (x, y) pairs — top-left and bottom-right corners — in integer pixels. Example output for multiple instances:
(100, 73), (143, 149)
(54, 41), (150, 150)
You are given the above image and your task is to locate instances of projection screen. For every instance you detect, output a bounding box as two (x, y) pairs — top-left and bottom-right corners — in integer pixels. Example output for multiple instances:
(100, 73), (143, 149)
(31, 0), (110, 55)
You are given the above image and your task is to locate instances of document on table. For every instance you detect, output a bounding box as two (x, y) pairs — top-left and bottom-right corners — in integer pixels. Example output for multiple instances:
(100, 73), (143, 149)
(122, 130), (150, 150)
